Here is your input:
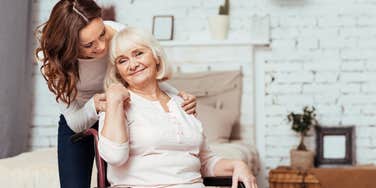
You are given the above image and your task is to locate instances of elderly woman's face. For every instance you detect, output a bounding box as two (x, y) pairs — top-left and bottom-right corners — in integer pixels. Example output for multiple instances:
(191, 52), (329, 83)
(114, 43), (159, 87)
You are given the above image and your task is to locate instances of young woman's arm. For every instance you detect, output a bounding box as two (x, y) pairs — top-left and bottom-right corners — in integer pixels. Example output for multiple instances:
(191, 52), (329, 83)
(57, 94), (104, 133)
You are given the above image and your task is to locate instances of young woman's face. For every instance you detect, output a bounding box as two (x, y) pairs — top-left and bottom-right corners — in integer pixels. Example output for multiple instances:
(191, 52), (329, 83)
(78, 18), (108, 59)
(114, 43), (159, 88)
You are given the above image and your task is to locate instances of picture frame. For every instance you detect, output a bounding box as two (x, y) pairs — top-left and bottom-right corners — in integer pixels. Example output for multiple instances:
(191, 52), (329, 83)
(315, 126), (355, 167)
(152, 15), (174, 41)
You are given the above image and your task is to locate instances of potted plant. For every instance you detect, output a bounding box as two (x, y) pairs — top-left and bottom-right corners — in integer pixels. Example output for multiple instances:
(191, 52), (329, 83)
(287, 106), (318, 170)
(208, 0), (230, 40)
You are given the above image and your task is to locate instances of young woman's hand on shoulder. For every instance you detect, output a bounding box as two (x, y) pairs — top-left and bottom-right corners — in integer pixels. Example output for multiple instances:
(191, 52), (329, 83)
(94, 93), (107, 113)
(178, 91), (197, 116)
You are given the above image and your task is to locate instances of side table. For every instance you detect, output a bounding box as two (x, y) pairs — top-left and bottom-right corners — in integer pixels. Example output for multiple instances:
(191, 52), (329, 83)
(269, 166), (320, 188)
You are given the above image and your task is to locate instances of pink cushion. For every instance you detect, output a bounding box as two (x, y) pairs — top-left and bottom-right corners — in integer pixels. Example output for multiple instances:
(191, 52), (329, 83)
(197, 104), (237, 143)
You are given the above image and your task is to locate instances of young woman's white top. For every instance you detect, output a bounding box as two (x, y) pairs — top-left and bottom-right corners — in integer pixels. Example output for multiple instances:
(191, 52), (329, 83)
(98, 90), (221, 188)
(56, 21), (177, 133)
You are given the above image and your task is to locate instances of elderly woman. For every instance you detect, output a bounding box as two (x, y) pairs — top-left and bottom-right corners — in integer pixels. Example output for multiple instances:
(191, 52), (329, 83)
(98, 28), (257, 188)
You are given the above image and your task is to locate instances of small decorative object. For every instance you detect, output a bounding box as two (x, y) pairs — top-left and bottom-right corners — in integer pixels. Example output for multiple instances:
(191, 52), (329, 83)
(208, 0), (230, 40)
(315, 126), (355, 167)
(152, 15), (174, 41)
(287, 106), (318, 170)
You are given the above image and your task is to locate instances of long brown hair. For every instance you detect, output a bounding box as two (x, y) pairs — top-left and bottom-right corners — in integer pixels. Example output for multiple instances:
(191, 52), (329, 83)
(35, 0), (102, 105)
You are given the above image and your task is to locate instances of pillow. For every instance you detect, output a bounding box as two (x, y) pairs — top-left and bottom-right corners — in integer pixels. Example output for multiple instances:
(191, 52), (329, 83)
(196, 104), (237, 143)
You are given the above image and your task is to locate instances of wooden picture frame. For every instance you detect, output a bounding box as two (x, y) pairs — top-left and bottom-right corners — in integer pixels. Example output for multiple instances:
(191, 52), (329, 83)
(152, 15), (174, 41)
(315, 126), (355, 167)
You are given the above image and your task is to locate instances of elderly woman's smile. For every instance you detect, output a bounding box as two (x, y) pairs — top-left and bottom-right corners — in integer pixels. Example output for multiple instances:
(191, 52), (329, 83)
(128, 66), (146, 76)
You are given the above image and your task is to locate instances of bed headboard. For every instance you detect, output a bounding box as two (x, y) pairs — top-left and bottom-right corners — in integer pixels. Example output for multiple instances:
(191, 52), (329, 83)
(167, 70), (249, 142)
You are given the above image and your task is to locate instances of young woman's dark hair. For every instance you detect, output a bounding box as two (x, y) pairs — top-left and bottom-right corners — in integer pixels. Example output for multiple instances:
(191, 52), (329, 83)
(35, 0), (102, 105)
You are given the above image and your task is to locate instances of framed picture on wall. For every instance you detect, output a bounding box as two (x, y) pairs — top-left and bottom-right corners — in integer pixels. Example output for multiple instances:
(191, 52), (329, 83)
(315, 126), (355, 167)
(152, 15), (174, 41)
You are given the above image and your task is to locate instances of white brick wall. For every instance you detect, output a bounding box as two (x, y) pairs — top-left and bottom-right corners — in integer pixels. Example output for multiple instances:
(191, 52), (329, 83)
(31, 0), (376, 188)
(261, 0), (376, 187)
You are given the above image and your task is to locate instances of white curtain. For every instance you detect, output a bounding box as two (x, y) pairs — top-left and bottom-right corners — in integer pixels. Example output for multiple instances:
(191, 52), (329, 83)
(0, 0), (32, 158)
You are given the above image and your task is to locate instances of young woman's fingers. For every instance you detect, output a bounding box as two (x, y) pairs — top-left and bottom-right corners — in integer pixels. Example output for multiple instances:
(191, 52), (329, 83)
(179, 91), (196, 104)
(193, 111), (198, 117)
(182, 101), (196, 111)
(185, 108), (196, 115)
(178, 91), (189, 100)
(181, 96), (194, 106)
(98, 101), (106, 112)
(97, 93), (106, 101)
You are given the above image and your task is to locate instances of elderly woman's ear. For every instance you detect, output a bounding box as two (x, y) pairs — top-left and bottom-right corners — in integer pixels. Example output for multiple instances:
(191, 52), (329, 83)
(155, 57), (162, 74)
(156, 57), (161, 65)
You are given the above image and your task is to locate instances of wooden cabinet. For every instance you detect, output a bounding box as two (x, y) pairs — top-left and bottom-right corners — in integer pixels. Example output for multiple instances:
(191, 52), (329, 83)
(269, 166), (321, 188)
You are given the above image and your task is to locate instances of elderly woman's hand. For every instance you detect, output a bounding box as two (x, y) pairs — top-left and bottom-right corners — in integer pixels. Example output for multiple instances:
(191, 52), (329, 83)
(106, 83), (130, 105)
(178, 91), (197, 116)
(231, 161), (257, 188)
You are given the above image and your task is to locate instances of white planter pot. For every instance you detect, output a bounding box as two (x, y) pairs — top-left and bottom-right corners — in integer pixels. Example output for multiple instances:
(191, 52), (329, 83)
(208, 15), (229, 40)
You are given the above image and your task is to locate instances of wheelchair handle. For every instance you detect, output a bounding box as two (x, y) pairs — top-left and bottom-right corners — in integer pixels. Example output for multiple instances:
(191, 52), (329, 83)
(70, 132), (86, 143)
(204, 176), (246, 188)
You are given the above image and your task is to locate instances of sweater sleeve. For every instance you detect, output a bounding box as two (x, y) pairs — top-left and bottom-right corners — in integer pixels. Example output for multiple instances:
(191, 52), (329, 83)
(97, 112), (130, 167)
(57, 97), (99, 133)
(199, 133), (222, 177)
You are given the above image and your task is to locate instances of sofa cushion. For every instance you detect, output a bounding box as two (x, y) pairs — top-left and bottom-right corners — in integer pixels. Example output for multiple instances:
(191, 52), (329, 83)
(167, 70), (243, 140)
(197, 104), (237, 143)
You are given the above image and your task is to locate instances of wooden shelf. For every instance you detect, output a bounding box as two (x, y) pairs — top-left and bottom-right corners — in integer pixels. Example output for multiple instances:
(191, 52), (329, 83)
(160, 39), (269, 47)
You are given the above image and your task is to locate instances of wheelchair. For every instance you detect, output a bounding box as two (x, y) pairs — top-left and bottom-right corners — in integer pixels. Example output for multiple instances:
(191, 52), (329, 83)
(71, 128), (246, 188)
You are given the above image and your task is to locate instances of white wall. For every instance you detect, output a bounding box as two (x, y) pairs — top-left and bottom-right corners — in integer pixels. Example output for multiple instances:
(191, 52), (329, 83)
(31, 0), (376, 187)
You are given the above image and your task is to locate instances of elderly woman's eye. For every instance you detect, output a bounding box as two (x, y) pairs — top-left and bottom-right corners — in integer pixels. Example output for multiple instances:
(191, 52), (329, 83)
(118, 59), (128, 64)
(136, 51), (143, 56)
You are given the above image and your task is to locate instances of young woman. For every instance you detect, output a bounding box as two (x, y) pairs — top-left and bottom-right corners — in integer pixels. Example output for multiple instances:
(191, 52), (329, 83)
(98, 27), (258, 188)
(34, 1), (196, 187)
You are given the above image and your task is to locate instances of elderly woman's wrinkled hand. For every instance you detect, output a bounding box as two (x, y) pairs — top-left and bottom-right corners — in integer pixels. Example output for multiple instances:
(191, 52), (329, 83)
(106, 83), (130, 105)
(231, 161), (258, 188)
